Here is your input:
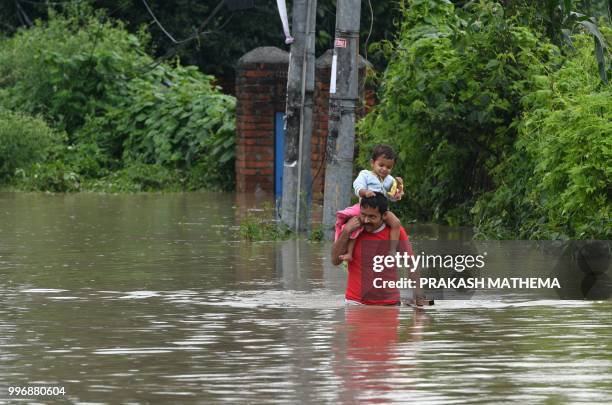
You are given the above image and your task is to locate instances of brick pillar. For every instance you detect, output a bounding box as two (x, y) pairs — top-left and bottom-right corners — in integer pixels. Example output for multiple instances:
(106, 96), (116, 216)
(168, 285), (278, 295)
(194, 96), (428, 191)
(312, 50), (373, 204)
(235, 47), (289, 193)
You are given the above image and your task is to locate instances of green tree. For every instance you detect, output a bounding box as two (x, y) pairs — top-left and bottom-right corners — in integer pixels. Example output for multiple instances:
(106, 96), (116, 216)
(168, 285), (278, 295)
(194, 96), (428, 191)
(1, 0), (403, 80)
(0, 5), (236, 191)
(358, 0), (559, 225)
(504, 0), (611, 82)
(473, 34), (612, 239)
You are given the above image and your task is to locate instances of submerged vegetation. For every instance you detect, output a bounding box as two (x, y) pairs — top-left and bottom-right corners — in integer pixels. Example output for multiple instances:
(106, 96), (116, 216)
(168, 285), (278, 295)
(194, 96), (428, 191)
(238, 214), (293, 242)
(0, 5), (236, 192)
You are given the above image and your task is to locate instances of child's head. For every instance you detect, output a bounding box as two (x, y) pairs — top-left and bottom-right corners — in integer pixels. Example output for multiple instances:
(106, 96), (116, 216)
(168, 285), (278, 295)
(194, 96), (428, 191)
(370, 144), (397, 179)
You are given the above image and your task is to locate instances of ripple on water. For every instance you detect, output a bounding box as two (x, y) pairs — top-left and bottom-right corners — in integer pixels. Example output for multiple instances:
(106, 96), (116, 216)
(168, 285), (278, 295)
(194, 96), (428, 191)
(20, 288), (68, 293)
(1, 192), (611, 404)
(93, 348), (175, 355)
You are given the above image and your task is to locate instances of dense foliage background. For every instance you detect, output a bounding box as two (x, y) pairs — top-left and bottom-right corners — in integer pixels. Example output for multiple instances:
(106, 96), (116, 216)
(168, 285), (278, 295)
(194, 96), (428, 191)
(0, 5), (235, 192)
(0, 0), (609, 239)
(358, 0), (611, 239)
(0, 0), (403, 78)
(0, 0), (399, 192)
(473, 34), (611, 239)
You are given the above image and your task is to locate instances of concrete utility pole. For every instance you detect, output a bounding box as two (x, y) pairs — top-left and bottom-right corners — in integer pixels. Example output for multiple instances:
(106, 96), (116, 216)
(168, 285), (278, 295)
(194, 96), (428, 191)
(281, 0), (317, 232)
(322, 0), (361, 240)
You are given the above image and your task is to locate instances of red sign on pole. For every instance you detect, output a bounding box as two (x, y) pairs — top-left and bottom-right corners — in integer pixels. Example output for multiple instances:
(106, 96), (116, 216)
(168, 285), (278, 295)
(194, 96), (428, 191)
(334, 38), (347, 48)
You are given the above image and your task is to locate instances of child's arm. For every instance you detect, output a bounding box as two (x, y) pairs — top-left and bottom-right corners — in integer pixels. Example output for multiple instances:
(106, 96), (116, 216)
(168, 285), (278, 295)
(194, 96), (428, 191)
(353, 170), (375, 198)
(387, 176), (404, 201)
(359, 189), (376, 198)
(384, 211), (402, 254)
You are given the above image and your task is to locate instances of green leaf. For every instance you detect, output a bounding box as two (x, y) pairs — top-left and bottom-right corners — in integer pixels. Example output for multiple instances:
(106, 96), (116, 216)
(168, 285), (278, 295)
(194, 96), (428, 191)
(219, 150), (234, 163)
(485, 59), (499, 69)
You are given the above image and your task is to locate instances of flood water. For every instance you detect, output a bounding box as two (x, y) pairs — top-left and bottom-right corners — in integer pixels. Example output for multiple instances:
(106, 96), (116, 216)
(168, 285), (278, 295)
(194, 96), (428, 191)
(0, 192), (610, 404)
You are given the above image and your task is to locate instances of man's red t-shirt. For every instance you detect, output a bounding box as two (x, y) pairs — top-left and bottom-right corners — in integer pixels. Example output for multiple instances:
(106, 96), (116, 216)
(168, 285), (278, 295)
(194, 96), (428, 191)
(345, 225), (413, 305)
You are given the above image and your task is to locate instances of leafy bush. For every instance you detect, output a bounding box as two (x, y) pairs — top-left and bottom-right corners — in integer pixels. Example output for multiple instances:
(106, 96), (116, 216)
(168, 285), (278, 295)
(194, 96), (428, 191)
(0, 109), (62, 180)
(105, 40), (235, 192)
(0, 6), (150, 134)
(505, 0), (611, 83)
(82, 64), (236, 189)
(16, 161), (81, 192)
(82, 163), (183, 193)
(0, 5), (236, 192)
(473, 35), (611, 239)
(185, 125), (236, 191)
(358, 0), (559, 225)
(62, 142), (113, 179)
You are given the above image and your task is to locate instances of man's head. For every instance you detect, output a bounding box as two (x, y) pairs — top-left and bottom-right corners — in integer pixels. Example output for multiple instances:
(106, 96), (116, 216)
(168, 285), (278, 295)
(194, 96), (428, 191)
(359, 192), (388, 232)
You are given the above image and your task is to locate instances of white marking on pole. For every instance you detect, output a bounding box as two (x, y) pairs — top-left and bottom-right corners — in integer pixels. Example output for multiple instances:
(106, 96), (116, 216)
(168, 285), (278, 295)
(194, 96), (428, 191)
(330, 53), (337, 94)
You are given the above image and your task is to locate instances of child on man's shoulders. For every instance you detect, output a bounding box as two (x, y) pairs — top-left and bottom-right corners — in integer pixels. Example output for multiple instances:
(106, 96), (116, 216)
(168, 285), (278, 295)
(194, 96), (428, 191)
(335, 144), (405, 262)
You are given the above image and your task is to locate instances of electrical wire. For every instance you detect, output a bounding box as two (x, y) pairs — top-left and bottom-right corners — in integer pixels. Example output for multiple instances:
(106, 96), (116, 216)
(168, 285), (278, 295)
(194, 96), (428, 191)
(193, 0), (227, 39)
(14, 6), (27, 26)
(218, 13), (234, 30)
(0, 21), (18, 32)
(129, 0), (227, 76)
(140, 0), (226, 45)
(357, 0), (374, 120)
(364, 0), (373, 63)
(15, 0), (33, 27)
(140, 0), (181, 44)
(11, 0), (228, 82)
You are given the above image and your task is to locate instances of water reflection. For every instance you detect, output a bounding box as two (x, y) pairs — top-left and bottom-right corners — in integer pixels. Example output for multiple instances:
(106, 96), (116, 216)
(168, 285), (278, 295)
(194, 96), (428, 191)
(333, 306), (432, 403)
(0, 192), (610, 404)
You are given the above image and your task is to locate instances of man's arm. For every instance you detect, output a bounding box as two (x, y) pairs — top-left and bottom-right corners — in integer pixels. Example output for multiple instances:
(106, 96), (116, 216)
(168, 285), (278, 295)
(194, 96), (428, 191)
(331, 217), (361, 266)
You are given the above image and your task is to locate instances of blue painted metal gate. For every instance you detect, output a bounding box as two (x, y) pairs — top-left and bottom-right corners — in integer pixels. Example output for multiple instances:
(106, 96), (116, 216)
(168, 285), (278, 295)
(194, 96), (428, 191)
(274, 112), (285, 199)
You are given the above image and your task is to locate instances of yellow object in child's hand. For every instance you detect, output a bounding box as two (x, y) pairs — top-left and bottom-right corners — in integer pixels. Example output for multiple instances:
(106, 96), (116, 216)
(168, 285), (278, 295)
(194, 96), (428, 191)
(389, 178), (398, 196)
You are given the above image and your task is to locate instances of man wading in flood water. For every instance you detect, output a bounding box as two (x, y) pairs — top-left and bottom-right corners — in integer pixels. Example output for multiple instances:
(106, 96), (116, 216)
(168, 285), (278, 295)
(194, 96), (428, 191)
(331, 193), (430, 306)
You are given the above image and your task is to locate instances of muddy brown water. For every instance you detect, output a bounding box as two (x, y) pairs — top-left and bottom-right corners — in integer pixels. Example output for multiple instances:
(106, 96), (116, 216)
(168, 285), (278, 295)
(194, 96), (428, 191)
(0, 192), (610, 403)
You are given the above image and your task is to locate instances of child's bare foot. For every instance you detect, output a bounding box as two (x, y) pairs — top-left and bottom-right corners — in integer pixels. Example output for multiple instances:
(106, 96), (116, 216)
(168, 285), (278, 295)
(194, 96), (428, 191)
(339, 253), (353, 261)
